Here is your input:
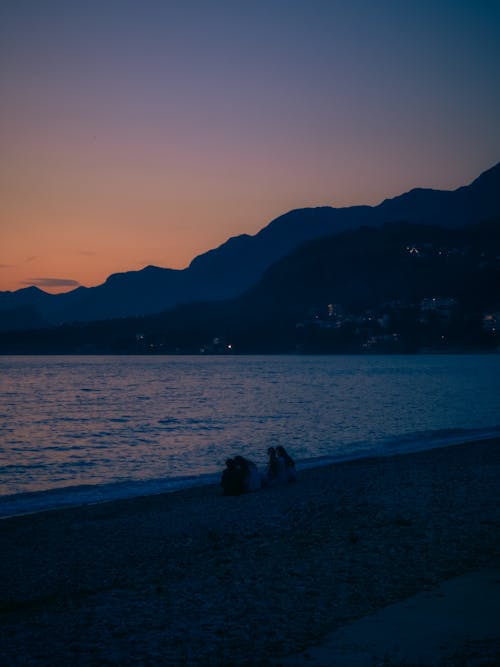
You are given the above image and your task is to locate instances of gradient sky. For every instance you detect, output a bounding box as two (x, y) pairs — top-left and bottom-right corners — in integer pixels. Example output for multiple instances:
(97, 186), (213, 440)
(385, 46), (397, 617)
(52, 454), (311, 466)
(1, 0), (500, 294)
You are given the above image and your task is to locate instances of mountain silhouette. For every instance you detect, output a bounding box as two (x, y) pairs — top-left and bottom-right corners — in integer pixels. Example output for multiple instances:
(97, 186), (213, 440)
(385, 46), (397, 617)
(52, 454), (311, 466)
(1, 161), (499, 331)
(2, 219), (498, 353)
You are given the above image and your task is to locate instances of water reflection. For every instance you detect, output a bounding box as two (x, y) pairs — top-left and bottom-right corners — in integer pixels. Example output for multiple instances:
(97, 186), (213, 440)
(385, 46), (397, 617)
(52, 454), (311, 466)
(0, 354), (499, 496)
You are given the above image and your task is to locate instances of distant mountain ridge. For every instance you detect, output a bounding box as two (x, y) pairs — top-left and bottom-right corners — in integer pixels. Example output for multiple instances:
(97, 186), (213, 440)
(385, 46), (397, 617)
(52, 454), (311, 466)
(2, 219), (498, 354)
(1, 161), (499, 331)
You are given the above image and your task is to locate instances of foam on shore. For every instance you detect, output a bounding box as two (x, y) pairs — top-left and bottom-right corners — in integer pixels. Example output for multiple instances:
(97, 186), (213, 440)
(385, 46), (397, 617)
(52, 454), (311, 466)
(2, 426), (498, 519)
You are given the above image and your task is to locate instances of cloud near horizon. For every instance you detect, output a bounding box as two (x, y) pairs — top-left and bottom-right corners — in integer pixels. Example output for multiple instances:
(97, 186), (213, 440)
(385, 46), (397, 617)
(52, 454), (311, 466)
(21, 278), (81, 288)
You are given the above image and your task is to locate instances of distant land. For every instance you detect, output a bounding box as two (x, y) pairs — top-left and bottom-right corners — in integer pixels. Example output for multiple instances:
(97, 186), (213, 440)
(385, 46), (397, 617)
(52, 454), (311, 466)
(0, 162), (499, 353)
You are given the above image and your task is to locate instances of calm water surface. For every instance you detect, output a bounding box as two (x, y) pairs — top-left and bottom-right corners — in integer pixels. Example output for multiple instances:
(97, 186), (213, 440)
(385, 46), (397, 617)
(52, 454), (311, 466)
(1, 355), (499, 516)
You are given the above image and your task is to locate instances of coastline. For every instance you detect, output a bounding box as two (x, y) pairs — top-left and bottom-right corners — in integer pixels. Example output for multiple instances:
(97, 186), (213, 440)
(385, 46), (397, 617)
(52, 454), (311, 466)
(1, 438), (499, 665)
(2, 427), (498, 520)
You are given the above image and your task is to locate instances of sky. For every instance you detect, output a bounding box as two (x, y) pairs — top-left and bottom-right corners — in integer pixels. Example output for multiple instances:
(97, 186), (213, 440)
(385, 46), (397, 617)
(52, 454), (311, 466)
(1, 1), (500, 294)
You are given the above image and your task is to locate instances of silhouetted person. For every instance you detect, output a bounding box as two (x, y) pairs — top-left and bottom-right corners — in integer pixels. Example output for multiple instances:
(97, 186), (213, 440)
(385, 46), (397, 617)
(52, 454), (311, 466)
(221, 458), (244, 496)
(276, 445), (296, 482)
(234, 455), (261, 492)
(265, 446), (280, 485)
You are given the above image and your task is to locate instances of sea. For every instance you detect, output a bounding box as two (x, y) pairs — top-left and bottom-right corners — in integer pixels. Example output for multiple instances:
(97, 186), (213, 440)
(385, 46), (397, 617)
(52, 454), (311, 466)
(1, 354), (499, 518)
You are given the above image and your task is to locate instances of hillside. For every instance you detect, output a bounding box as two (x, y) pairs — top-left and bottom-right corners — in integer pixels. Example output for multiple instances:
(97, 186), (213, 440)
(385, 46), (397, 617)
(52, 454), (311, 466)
(1, 162), (499, 331)
(1, 219), (498, 354)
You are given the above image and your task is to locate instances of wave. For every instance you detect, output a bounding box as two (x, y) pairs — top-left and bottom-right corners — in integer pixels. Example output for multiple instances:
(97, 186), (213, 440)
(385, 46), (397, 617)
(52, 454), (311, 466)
(298, 426), (500, 471)
(0, 472), (221, 520)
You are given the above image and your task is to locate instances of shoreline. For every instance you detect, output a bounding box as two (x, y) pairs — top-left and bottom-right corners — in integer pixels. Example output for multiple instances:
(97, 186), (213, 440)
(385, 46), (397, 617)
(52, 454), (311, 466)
(2, 429), (499, 520)
(1, 438), (499, 665)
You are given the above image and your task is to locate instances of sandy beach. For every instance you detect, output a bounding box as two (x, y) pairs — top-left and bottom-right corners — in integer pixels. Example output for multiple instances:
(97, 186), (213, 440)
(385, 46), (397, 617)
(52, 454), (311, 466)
(1, 438), (499, 666)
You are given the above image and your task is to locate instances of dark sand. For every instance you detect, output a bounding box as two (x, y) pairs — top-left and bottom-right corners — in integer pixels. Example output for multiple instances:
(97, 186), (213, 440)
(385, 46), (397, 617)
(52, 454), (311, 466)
(1, 438), (499, 666)
(283, 565), (500, 666)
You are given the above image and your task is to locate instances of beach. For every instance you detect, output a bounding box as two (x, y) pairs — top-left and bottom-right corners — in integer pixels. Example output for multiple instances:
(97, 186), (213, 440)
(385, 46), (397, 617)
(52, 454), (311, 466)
(1, 438), (499, 666)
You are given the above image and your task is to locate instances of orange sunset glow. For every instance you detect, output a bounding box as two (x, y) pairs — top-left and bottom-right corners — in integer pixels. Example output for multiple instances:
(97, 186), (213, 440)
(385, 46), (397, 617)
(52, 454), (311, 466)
(1, 1), (499, 294)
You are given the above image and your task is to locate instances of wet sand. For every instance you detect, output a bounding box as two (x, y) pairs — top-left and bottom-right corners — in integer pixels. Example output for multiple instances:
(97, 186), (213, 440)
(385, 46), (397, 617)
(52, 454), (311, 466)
(1, 438), (499, 666)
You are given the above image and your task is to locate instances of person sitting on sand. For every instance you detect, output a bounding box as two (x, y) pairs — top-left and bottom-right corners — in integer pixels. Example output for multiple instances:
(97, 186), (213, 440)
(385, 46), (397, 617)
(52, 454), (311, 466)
(276, 445), (297, 482)
(220, 458), (245, 496)
(234, 455), (261, 492)
(265, 447), (281, 485)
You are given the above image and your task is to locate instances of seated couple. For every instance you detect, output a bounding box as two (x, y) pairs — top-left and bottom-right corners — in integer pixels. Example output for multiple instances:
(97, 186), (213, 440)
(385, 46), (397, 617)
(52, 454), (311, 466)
(221, 446), (296, 496)
(266, 445), (297, 486)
